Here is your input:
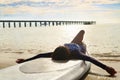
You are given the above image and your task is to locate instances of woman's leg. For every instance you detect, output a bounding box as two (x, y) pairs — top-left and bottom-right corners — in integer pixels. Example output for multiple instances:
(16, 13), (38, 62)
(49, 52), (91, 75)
(71, 30), (85, 44)
(71, 30), (86, 53)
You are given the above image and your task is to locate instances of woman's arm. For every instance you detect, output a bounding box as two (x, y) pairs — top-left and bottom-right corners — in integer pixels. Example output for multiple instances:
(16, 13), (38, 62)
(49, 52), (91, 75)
(77, 52), (117, 76)
(16, 52), (53, 63)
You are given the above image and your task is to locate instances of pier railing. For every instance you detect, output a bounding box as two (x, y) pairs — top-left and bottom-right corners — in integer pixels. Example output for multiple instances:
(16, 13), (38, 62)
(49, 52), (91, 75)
(0, 20), (96, 28)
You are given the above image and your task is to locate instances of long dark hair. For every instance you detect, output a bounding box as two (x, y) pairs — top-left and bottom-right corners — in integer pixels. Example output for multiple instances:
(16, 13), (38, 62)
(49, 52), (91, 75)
(52, 46), (70, 60)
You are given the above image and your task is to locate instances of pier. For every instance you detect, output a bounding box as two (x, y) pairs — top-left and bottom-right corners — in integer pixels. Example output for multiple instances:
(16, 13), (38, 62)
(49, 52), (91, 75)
(0, 20), (96, 28)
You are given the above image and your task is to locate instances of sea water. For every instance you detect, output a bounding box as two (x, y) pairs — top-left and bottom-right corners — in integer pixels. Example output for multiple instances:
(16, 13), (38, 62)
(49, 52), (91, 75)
(0, 23), (120, 59)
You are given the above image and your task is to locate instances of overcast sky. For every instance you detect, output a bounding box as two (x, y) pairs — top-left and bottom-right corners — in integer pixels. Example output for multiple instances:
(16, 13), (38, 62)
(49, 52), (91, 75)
(0, 0), (120, 23)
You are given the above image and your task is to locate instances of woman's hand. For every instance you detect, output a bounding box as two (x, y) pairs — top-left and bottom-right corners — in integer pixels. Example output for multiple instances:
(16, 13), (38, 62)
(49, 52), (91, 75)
(16, 59), (25, 63)
(106, 66), (117, 76)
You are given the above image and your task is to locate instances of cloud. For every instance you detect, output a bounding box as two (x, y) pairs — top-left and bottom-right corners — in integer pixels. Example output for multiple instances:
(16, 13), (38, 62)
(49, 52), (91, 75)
(0, 0), (119, 14)
(0, 0), (72, 8)
(95, 3), (120, 10)
(0, 0), (119, 7)
(0, 0), (59, 4)
(0, 1), (57, 7)
(0, 0), (120, 23)
(78, 0), (119, 4)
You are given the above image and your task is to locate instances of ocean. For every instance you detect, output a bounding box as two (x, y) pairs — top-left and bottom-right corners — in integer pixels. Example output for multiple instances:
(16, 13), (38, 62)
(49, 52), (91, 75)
(0, 23), (120, 60)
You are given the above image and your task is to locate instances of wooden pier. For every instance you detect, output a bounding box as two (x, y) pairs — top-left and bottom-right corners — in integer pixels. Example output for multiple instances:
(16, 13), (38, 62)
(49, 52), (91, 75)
(0, 20), (96, 28)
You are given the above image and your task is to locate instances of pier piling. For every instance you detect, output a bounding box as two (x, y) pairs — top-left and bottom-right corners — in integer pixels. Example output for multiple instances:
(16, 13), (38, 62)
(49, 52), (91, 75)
(0, 20), (96, 28)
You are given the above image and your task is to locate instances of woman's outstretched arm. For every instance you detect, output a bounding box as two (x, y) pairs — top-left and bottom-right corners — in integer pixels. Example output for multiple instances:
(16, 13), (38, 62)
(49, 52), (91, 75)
(77, 52), (117, 76)
(16, 52), (53, 63)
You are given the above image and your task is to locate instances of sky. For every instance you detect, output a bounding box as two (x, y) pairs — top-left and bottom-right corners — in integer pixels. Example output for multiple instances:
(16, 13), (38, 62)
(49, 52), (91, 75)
(0, 0), (120, 23)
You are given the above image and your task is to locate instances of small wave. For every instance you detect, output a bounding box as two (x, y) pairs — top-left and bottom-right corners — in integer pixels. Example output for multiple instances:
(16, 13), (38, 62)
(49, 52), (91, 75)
(91, 53), (120, 57)
(4, 51), (23, 54)
(99, 59), (120, 62)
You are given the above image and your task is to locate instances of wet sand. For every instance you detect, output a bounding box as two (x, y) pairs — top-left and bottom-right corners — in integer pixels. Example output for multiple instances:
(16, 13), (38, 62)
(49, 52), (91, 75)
(85, 59), (120, 80)
(0, 49), (36, 69)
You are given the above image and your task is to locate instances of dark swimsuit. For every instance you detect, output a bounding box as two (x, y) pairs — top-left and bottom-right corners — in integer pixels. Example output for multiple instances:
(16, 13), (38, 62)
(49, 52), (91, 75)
(64, 43), (86, 59)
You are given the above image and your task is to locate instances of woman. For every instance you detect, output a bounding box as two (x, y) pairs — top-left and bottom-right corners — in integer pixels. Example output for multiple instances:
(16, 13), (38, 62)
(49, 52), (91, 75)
(16, 30), (117, 76)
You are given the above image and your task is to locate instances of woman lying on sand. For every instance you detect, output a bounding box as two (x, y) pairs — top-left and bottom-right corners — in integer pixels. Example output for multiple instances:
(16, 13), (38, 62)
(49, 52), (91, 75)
(16, 30), (117, 76)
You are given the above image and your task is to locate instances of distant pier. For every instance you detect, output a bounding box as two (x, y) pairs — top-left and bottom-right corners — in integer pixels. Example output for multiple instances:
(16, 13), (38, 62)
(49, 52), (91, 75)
(0, 20), (96, 28)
